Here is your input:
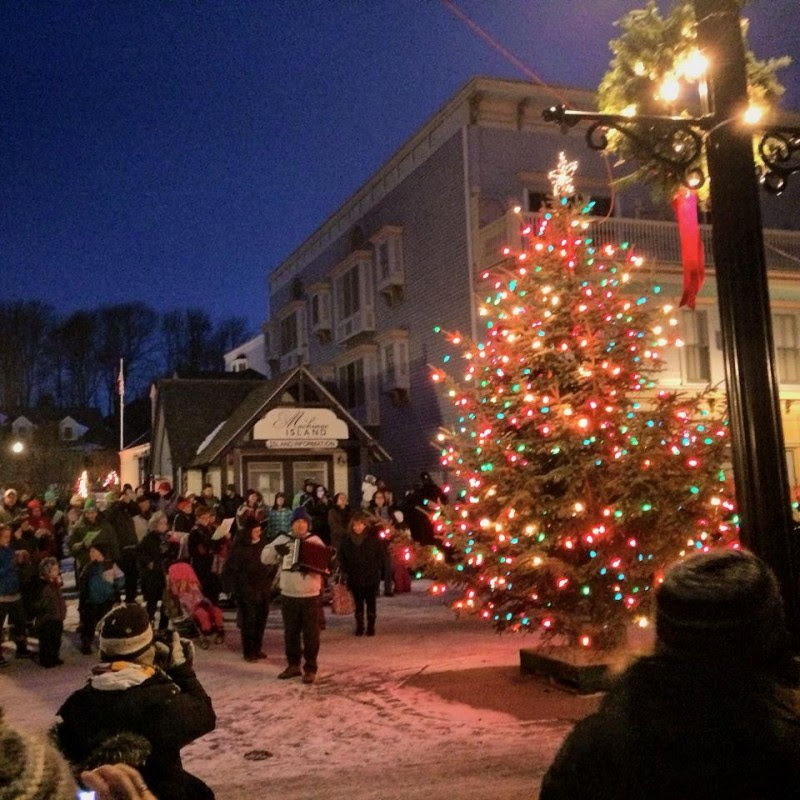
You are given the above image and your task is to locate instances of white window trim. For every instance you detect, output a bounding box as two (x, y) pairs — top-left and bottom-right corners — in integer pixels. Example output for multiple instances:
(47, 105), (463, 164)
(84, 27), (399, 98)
(334, 344), (379, 425)
(377, 328), (410, 393)
(773, 311), (800, 385)
(276, 300), (308, 372)
(331, 250), (375, 345)
(370, 225), (405, 302)
(678, 308), (711, 385)
(308, 281), (332, 343)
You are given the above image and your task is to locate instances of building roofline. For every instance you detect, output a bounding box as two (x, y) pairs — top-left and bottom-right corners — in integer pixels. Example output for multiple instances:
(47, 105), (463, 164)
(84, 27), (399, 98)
(268, 76), (596, 295)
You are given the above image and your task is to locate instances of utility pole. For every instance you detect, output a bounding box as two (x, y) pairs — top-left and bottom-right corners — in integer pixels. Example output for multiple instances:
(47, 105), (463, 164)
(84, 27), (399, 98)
(694, 0), (800, 643)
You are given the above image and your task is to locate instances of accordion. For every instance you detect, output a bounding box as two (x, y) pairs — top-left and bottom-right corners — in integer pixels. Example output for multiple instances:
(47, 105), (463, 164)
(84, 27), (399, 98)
(282, 537), (334, 576)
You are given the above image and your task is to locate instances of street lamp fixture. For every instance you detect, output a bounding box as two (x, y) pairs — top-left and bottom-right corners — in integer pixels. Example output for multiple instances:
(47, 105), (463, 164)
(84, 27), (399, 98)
(11, 441), (24, 455)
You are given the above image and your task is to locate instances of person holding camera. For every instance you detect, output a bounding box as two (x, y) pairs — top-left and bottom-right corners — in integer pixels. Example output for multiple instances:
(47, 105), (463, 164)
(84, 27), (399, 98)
(56, 604), (216, 800)
(261, 506), (325, 683)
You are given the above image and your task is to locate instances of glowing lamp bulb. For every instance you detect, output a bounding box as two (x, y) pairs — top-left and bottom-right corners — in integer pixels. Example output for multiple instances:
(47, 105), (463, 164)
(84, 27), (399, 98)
(682, 49), (708, 81)
(743, 104), (764, 125)
(658, 75), (680, 103)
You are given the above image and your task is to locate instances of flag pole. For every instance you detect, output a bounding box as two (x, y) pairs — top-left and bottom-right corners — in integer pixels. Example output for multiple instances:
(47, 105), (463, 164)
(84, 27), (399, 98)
(118, 357), (125, 452)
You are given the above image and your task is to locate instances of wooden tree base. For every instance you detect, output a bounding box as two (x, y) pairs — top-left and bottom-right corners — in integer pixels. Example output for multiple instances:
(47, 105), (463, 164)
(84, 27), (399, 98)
(519, 647), (611, 695)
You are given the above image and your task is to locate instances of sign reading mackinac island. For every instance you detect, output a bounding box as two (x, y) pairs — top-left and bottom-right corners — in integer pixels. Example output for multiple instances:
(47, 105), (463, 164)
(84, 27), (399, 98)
(254, 408), (349, 449)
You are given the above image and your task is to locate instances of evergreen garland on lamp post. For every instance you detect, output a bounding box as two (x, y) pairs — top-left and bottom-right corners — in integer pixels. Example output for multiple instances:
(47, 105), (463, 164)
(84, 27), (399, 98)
(597, 0), (789, 206)
(427, 156), (738, 652)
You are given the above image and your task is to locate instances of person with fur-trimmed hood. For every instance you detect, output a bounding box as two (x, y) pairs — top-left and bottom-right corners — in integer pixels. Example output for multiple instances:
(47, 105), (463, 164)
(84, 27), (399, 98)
(539, 549), (800, 800)
(57, 603), (216, 800)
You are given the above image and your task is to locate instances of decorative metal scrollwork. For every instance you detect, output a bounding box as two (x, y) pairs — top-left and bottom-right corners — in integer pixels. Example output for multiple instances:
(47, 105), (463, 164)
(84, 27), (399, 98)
(543, 105), (710, 191)
(758, 128), (800, 195)
(543, 104), (800, 196)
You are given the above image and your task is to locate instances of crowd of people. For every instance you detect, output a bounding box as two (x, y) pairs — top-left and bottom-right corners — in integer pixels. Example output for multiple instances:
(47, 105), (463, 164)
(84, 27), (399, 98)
(4, 470), (800, 798)
(0, 471), (445, 671)
(0, 470), (446, 798)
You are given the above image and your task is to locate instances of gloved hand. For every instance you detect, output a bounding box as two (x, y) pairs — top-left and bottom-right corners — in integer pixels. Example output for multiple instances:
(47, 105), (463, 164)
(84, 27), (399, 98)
(168, 631), (194, 669)
(274, 542), (290, 557)
(154, 638), (171, 669)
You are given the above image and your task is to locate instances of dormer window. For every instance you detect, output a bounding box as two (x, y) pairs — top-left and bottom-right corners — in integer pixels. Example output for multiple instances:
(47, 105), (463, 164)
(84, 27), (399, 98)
(231, 354), (248, 373)
(371, 226), (405, 307)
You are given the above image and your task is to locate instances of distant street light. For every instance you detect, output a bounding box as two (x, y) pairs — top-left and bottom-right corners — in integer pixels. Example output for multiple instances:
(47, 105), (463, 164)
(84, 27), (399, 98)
(11, 441), (24, 454)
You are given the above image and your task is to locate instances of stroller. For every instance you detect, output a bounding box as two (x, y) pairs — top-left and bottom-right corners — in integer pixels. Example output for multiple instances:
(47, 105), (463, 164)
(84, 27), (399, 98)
(165, 562), (225, 649)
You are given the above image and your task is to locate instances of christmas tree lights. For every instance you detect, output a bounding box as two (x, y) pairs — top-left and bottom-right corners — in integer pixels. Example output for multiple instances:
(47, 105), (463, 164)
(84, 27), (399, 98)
(428, 156), (738, 649)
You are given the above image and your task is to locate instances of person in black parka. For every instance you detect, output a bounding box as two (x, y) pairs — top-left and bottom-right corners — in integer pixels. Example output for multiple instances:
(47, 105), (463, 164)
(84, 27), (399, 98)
(539, 549), (800, 800)
(57, 603), (216, 800)
(222, 518), (275, 662)
(339, 512), (384, 637)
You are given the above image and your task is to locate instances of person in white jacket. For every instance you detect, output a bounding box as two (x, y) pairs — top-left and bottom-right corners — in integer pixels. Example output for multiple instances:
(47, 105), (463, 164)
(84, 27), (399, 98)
(261, 506), (325, 683)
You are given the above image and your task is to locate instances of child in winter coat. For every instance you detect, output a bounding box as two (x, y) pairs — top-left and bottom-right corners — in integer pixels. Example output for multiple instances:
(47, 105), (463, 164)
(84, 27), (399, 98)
(35, 555), (66, 667)
(339, 512), (384, 636)
(78, 542), (124, 654)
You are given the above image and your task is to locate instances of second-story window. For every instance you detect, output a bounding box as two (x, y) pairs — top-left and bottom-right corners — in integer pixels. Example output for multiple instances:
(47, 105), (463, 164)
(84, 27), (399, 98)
(280, 313), (298, 355)
(333, 251), (375, 344)
(680, 309), (711, 384)
(371, 226), (405, 307)
(773, 312), (800, 383)
(338, 359), (365, 408)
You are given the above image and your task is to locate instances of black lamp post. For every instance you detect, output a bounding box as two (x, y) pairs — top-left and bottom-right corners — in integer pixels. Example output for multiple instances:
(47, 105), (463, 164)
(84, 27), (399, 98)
(544, 0), (800, 645)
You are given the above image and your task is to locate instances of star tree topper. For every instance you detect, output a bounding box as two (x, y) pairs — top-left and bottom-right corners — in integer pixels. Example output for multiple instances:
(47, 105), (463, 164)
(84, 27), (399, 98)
(548, 151), (578, 198)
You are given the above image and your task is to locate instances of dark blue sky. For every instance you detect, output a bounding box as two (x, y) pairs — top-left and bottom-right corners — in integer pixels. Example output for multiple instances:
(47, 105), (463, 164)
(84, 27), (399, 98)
(3, 1), (798, 334)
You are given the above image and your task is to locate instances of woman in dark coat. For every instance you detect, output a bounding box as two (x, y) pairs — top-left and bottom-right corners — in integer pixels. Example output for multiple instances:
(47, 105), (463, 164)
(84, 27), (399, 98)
(222, 518), (275, 661)
(338, 512), (384, 637)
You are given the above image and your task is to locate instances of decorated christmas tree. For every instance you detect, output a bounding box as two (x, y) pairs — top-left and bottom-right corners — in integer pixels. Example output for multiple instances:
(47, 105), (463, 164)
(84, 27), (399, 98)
(429, 155), (738, 650)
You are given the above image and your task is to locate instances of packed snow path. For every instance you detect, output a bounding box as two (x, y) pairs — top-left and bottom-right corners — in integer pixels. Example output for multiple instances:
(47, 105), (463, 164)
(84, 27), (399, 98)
(1, 582), (600, 799)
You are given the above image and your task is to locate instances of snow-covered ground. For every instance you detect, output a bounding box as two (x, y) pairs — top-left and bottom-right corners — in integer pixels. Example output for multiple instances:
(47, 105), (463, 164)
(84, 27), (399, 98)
(1, 582), (601, 799)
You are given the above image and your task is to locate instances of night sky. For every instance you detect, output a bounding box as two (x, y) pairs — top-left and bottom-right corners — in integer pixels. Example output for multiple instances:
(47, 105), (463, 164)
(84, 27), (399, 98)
(3, 1), (799, 333)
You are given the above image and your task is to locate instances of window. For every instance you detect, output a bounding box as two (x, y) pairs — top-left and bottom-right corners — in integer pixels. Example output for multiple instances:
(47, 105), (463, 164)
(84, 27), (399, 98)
(247, 463), (284, 500)
(231, 355), (248, 373)
(338, 360), (365, 408)
(62, 426), (74, 440)
(680, 309), (711, 383)
(379, 329), (410, 395)
(276, 302), (307, 372)
(280, 315), (298, 355)
(773, 313), (800, 383)
(528, 191), (546, 213)
(308, 283), (332, 343)
(372, 226), (404, 307)
(333, 252), (375, 344)
(336, 346), (379, 424)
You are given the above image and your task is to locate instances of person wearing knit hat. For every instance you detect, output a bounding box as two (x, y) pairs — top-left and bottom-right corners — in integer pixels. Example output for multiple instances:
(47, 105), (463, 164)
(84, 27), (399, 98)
(0, 706), (156, 800)
(0, 706), (79, 800)
(57, 603), (217, 799)
(76, 541), (124, 654)
(540, 549), (800, 800)
(261, 500), (328, 683)
(0, 489), (21, 527)
(68, 496), (119, 575)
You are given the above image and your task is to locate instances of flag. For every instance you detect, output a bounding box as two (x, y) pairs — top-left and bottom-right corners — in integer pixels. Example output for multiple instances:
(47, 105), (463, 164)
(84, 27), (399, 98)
(117, 360), (125, 398)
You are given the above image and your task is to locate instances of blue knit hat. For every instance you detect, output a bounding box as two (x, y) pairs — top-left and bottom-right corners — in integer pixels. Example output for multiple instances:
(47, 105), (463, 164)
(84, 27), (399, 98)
(290, 506), (310, 524)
